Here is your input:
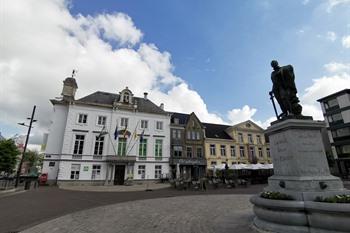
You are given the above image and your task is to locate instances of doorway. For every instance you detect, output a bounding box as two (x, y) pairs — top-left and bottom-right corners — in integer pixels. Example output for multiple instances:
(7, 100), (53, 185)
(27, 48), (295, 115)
(114, 165), (125, 185)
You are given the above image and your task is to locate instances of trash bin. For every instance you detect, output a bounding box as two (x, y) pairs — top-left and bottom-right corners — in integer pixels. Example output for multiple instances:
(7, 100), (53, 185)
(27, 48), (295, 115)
(24, 180), (31, 190)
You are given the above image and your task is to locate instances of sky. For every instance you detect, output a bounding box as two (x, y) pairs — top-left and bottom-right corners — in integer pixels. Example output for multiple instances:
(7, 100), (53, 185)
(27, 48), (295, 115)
(0, 0), (350, 148)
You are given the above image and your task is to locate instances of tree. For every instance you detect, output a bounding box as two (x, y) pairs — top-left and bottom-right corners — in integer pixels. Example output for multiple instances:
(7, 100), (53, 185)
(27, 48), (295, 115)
(23, 150), (43, 175)
(0, 139), (19, 174)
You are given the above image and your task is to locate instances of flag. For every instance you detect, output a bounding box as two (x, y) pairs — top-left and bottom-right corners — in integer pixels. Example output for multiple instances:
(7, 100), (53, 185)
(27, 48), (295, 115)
(122, 124), (128, 138)
(97, 125), (108, 139)
(140, 129), (145, 142)
(114, 125), (118, 140)
(133, 127), (137, 139)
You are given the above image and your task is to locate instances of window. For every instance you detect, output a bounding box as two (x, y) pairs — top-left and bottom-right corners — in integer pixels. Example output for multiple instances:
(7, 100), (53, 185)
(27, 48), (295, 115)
(196, 131), (200, 140)
(156, 121), (163, 130)
(97, 116), (106, 126)
(328, 113), (343, 123)
(187, 131), (191, 139)
(239, 146), (245, 158)
(230, 146), (236, 157)
(155, 139), (163, 159)
(220, 145), (226, 156)
(173, 146), (182, 157)
(238, 133), (244, 143)
(248, 134), (253, 144)
(332, 127), (350, 138)
(78, 114), (87, 124)
(141, 120), (148, 129)
(172, 129), (181, 139)
(73, 135), (85, 155)
(266, 148), (270, 158)
(211, 161), (217, 166)
(139, 138), (147, 159)
(210, 144), (216, 156)
(91, 165), (101, 180)
(155, 165), (162, 179)
(174, 118), (179, 124)
(94, 136), (104, 155)
(70, 164), (80, 180)
(138, 165), (146, 179)
(258, 148), (263, 158)
(196, 147), (203, 158)
(123, 92), (130, 103)
(257, 135), (262, 144)
(118, 138), (127, 156)
(249, 147), (255, 158)
(325, 98), (338, 109)
(186, 146), (192, 158)
(192, 131), (196, 140)
(121, 118), (128, 127)
(49, 161), (55, 167)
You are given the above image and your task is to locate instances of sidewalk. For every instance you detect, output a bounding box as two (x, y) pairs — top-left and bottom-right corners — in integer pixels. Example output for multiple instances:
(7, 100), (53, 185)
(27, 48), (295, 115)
(59, 182), (171, 192)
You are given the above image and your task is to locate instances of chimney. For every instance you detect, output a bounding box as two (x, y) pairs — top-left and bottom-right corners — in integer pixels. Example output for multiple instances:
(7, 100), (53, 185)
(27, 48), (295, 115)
(160, 103), (164, 110)
(144, 92), (148, 100)
(61, 77), (78, 101)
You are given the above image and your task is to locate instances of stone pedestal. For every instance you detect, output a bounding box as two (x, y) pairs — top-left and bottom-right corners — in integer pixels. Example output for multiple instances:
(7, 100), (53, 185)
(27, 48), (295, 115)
(265, 119), (343, 196)
(250, 119), (350, 233)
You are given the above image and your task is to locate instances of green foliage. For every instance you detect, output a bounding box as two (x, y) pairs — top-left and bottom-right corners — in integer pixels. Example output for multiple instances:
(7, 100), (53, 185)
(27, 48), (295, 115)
(315, 195), (350, 203)
(23, 150), (43, 174)
(0, 139), (19, 174)
(260, 191), (294, 200)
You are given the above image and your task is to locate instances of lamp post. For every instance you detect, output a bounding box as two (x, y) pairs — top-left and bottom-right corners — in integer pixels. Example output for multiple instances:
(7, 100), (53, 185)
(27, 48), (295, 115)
(15, 105), (37, 188)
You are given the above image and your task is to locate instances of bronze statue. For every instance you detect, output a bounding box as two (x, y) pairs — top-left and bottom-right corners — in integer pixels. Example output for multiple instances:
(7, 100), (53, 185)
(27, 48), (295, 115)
(269, 60), (302, 119)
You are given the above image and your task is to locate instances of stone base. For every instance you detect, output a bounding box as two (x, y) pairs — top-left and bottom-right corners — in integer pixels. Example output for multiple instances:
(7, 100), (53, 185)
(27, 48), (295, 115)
(251, 119), (349, 233)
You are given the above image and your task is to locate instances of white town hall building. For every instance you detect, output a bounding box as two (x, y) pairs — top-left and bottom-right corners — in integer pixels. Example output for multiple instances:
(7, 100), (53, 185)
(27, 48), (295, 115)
(42, 76), (171, 185)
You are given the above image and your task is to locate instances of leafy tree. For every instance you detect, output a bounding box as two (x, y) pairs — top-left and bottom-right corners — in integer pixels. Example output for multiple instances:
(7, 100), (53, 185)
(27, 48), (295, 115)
(23, 150), (43, 174)
(0, 139), (19, 174)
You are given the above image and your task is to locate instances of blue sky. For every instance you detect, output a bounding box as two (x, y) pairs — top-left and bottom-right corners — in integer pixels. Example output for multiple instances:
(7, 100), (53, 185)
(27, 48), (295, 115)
(68, 0), (349, 119)
(1, 0), (350, 145)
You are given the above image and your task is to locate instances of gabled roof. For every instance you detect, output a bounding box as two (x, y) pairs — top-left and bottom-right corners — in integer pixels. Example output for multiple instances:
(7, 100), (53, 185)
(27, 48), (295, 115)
(230, 120), (264, 131)
(76, 91), (167, 115)
(202, 123), (233, 140)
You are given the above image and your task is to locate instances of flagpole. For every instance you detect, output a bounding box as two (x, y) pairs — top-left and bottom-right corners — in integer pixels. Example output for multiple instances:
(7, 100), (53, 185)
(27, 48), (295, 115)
(108, 133), (118, 156)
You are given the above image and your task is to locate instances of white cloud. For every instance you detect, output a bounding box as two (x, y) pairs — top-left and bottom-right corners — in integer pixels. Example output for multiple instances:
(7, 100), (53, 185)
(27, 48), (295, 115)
(301, 72), (350, 120)
(326, 31), (337, 41)
(324, 62), (350, 73)
(327, 0), (350, 12)
(342, 35), (350, 48)
(0, 0), (230, 145)
(227, 105), (257, 125)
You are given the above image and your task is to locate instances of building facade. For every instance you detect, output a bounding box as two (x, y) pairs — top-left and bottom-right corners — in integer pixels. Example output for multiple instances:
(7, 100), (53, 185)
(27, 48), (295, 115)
(204, 120), (271, 169)
(43, 77), (171, 185)
(169, 112), (206, 179)
(318, 89), (350, 177)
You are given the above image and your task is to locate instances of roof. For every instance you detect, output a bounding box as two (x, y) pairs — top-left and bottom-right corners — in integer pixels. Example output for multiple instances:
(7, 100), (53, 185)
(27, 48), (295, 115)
(317, 89), (350, 102)
(202, 123), (233, 140)
(169, 112), (190, 125)
(76, 91), (167, 115)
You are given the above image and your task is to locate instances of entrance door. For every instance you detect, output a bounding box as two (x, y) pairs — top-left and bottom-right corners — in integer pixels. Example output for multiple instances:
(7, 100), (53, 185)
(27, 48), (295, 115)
(114, 165), (125, 185)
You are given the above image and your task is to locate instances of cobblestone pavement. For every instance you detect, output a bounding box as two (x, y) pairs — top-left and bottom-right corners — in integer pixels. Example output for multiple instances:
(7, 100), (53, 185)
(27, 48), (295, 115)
(22, 195), (256, 233)
(0, 185), (265, 233)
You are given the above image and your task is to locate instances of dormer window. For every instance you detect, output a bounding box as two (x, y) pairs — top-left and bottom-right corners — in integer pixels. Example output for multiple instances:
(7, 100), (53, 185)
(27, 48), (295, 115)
(123, 92), (130, 103)
(119, 87), (133, 104)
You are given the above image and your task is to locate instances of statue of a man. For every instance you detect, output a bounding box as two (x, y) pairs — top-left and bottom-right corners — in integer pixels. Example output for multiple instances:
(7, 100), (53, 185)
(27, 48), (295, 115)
(269, 60), (302, 118)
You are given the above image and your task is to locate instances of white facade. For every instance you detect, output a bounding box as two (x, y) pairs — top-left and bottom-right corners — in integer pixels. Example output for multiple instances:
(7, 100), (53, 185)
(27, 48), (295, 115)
(43, 83), (171, 185)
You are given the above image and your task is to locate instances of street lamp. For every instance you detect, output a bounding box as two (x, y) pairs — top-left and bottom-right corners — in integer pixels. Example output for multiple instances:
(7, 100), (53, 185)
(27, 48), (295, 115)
(15, 105), (37, 188)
